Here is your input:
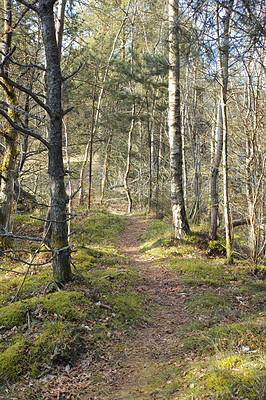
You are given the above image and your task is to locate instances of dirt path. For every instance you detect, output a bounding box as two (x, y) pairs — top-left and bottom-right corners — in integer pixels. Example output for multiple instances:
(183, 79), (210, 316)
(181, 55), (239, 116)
(79, 216), (189, 400)
(27, 216), (189, 400)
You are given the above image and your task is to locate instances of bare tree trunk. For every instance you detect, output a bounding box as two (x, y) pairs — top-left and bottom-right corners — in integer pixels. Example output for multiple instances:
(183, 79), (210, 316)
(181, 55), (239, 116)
(124, 106), (135, 214)
(63, 120), (72, 237)
(100, 133), (112, 205)
(181, 65), (200, 220)
(156, 120), (164, 218)
(39, 0), (71, 283)
(79, 83), (96, 206)
(56, 0), (67, 60)
(216, 0), (234, 263)
(209, 102), (223, 239)
(124, 5), (136, 214)
(138, 121), (143, 210)
(181, 107), (187, 210)
(87, 112), (95, 209)
(147, 119), (152, 213)
(222, 98), (233, 264)
(0, 0), (19, 248)
(168, 0), (190, 238)
(244, 57), (266, 262)
(146, 86), (157, 213)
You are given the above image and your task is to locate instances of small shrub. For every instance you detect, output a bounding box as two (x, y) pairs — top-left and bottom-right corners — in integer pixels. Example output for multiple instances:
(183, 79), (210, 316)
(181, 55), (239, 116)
(207, 240), (226, 256)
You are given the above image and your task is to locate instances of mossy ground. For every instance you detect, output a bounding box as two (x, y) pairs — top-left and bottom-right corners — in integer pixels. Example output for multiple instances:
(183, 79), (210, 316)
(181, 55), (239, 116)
(0, 209), (143, 391)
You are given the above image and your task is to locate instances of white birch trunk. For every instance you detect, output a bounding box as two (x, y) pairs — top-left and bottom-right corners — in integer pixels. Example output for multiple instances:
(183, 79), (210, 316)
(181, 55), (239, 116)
(216, 0), (234, 263)
(168, 0), (190, 238)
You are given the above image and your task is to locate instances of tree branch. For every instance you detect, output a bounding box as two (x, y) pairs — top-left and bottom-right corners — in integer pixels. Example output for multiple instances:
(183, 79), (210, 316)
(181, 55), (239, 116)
(16, 0), (38, 12)
(7, 58), (46, 72)
(0, 73), (52, 116)
(62, 64), (83, 82)
(0, 100), (46, 123)
(0, 233), (43, 242)
(0, 108), (50, 148)
(13, 0), (39, 29)
(63, 106), (74, 115)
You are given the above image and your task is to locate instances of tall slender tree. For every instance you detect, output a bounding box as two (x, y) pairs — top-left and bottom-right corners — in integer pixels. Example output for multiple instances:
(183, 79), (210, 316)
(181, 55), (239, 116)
(216, 0), (234, 263)
(168, 0), (190, 238)
(0, 0), (19, 248)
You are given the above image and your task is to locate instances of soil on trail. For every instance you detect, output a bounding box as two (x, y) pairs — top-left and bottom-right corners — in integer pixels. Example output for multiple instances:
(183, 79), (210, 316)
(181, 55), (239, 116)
(78, 216), (189, 400)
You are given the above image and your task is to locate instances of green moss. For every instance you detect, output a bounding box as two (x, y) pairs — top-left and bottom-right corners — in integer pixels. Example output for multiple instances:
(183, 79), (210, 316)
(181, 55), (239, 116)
(36, 291), (90, 321)
(190, 293), (227, 308)
(254, 264), (266, 280)
(140, 219), (172, 253)
(0, 320), (84, 382)
(0, 341), (25, 381)
(203, 361), (265, 399)
(73, 209), (126, 245)
(75, 245), (127, 272)
(182, 232), (201, 245)
(52, 233), (68, 249)
(211, 315), (266, 351)
(14, 213), (43, 228)
(0, 301), (27, 329)
(107, 290), (143, 323)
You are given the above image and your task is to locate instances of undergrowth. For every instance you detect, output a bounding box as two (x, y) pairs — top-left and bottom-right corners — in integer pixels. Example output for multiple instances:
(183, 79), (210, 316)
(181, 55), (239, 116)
(0, 209), (143, 391)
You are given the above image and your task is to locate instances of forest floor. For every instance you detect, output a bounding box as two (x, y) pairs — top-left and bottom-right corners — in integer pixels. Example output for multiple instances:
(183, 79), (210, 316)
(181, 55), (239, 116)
(78, 216), (190, 399)
(0, 211), (265, 399)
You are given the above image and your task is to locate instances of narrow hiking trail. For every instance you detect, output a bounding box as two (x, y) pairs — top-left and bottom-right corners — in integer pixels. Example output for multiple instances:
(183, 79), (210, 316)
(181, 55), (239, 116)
(19, 216), (190, 400)
(78, 216), (189, 400)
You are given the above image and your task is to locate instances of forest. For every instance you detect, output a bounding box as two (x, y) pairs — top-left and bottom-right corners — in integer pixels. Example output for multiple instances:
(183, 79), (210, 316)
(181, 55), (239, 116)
(0, 0), (265, 399)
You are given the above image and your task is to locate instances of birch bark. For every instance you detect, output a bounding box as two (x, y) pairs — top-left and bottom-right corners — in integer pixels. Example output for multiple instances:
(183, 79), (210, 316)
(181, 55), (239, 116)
(216, 0), (234, 264)
(168, 0), (189, 238)
(209, 102), (223, 239)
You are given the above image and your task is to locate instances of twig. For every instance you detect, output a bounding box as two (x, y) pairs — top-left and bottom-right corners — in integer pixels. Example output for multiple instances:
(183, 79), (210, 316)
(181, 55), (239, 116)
(62, 64), (83, 82)
(30, 214), (76, 223)
(0, 100), (46, 123)
(63, 106), (74, 115)
(0, 73), (51, 116)
(16, 0), (38, 13)
(2, 248), (52, 255)
(45, 270), (61, 292)
(11, 223), (52, 303)
(100, 270), (129, 279)
(0, 47), (16, 70)
(7, 59), (46, 71)
(71, 261), (88, 281)
(0, 233), (43, 242)
(4, 253), (53, 266)
(26, 306), (31, 330)
(0, 267), (25, 275)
